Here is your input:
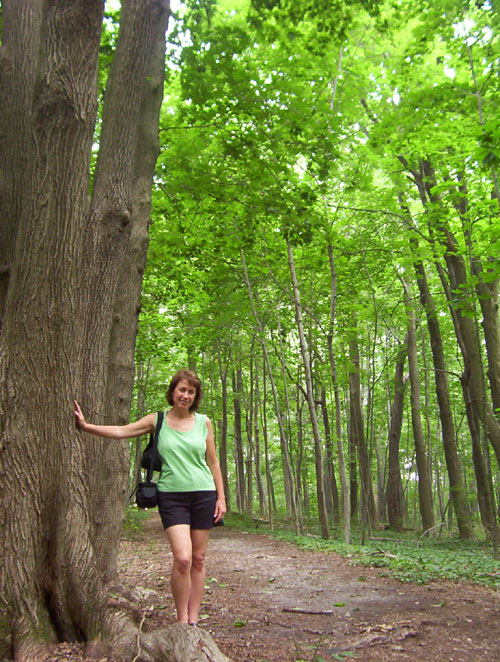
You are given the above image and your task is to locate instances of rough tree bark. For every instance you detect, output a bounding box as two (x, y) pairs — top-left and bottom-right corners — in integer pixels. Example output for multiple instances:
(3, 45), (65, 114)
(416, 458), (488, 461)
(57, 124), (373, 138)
(84, 0), (172, 586)
(0, 2), (230, 660)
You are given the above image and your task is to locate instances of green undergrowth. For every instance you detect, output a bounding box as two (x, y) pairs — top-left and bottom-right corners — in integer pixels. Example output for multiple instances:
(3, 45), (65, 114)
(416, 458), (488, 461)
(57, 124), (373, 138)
(226, 513), (500, 589)
(123, 506), (154, 541)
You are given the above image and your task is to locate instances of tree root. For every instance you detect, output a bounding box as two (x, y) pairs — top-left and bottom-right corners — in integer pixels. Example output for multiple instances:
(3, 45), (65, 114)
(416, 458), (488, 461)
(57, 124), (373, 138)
(107, 613), (232, 662)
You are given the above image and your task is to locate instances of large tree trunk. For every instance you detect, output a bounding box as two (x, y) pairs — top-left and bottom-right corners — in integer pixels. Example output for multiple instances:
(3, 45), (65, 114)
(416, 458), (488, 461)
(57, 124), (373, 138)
(0, 2), (230, 660)
(0, 2), (107, 657)
(0, 2), (43, 326)
(89, 0), (171, 585)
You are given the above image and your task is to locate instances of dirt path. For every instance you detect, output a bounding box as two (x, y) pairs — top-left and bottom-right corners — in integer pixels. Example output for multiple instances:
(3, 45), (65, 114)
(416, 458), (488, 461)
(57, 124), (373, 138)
(117, 519), (500, 662)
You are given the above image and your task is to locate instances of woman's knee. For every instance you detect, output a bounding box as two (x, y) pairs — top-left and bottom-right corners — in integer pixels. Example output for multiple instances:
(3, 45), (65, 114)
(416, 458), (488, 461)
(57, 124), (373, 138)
(191, 550), (206, 572)
(173, 553), (192, 574)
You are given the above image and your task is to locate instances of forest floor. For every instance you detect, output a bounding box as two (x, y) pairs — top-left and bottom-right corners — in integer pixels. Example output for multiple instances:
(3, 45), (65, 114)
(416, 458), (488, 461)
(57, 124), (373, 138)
(47, 515), (500, 662)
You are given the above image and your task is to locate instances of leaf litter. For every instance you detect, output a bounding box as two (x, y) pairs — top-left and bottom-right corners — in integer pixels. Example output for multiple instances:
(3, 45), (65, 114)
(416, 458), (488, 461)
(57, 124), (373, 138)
(45, 516), (500, 661)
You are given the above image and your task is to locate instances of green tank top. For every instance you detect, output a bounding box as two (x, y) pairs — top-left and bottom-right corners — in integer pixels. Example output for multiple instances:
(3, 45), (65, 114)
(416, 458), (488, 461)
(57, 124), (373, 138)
(157, 412), (216, 492)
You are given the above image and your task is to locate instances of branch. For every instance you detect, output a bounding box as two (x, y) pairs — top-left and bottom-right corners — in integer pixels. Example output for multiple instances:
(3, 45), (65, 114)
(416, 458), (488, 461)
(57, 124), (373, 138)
(283, 607), (334, 615)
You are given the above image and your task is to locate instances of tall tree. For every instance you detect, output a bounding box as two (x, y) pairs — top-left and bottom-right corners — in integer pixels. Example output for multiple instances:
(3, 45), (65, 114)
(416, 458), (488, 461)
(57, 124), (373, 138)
(412, 242), (474, 540)
(385, 336), (408, 531)
(287, 240), (329, 539)
(403, 282), (435, 534)
(0, 2), (228, 660)
(348, 315), (379, 530)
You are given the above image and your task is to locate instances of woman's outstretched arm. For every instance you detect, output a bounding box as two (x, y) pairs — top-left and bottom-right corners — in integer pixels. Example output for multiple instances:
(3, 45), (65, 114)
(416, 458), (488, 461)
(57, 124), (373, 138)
(74, 400), (155, 439)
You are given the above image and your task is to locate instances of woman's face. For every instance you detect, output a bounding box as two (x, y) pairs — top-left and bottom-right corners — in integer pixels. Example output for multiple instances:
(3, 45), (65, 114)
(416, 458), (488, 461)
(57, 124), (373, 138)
(172, 378), (197, 411)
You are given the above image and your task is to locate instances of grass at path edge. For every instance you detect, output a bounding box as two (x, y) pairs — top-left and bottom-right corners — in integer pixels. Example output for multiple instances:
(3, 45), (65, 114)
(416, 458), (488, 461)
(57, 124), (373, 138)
(224, 512), (500, 589)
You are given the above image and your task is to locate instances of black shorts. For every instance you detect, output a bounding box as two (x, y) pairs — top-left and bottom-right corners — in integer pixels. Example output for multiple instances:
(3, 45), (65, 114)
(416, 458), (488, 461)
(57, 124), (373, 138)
(158, 490), (217, 530)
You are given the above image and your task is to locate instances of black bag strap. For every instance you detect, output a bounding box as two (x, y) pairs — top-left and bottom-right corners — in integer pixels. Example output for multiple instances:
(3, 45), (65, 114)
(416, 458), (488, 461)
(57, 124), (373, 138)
(146, 411), (164, 483)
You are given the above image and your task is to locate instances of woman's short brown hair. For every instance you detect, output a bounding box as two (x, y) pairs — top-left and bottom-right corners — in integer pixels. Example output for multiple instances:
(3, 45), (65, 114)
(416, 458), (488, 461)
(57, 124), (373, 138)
(166, 369), (203, 412)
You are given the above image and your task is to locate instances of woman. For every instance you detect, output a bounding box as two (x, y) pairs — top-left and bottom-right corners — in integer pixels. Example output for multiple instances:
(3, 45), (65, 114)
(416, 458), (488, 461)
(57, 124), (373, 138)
(74, 369), (226, 626)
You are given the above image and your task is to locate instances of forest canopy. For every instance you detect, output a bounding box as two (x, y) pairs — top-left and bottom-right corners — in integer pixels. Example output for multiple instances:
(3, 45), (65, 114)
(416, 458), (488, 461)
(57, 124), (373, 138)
(135, 0), (500, 542)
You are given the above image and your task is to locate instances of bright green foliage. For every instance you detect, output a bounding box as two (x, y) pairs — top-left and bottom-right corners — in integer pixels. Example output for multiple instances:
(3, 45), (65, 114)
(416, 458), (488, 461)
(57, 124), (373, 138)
(135, 0), (500, 540)
(269, 528), (500, 588)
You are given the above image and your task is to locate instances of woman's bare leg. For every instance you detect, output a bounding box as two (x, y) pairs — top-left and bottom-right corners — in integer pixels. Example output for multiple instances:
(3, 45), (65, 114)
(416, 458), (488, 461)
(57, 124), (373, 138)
(166, 524), (192, 622)
(188, 529), (210, 624)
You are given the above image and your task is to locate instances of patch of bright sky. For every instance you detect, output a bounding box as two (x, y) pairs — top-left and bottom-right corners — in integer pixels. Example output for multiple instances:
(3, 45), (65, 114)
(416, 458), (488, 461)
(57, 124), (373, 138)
(444, 63), (456, 79)
(389, 88), (400, 105)
(453, 16), (492, 46)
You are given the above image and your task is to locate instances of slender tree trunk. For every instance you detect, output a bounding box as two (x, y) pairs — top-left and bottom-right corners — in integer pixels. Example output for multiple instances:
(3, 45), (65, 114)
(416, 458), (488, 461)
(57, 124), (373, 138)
(272, 303), (297, 517)
(348, 408), (359, 519)
(217, 339), (230, 512)
(473, 259), (500, 438)
(467, 44), (500, 426)
(320, 388), (340, 522)
(327, 247), (350, 542)
(404, 286), (435, 534)
(412, 240), (473, 540)
(246, 355), (255, 517)
(287, 241), (329, 538)
(415, 161), (498, 536)
(240, 247), (299, 531)
(386, 335), (408, 531)
(253, 357), (267, 517)
(232, 367), (246, 513)
(262, 365), (274, 529)
(375, 413), (386, 522)
(348, 315), (379, 530)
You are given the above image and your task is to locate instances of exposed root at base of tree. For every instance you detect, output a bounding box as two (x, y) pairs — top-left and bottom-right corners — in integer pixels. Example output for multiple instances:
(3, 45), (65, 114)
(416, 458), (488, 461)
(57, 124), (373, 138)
(106, 610), (232, 662)
(2, 600), (232, 662)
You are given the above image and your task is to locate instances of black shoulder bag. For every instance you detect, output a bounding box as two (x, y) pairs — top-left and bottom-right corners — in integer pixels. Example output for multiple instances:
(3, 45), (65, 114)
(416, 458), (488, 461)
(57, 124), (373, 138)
(136, 411), (164, 509)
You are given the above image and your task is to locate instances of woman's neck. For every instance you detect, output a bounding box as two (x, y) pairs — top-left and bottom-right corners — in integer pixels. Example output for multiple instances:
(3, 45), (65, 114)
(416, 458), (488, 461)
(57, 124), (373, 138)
(169, 406), (193, 420)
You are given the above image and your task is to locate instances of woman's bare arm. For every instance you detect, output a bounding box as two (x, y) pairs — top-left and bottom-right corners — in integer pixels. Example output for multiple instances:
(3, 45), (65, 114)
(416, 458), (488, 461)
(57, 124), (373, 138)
(74, 401), (156, 439)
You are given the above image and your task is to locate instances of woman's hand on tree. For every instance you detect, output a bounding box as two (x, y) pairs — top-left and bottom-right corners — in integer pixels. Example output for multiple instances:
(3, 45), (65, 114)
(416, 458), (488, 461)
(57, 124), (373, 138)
(73, 400), (86, 430)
